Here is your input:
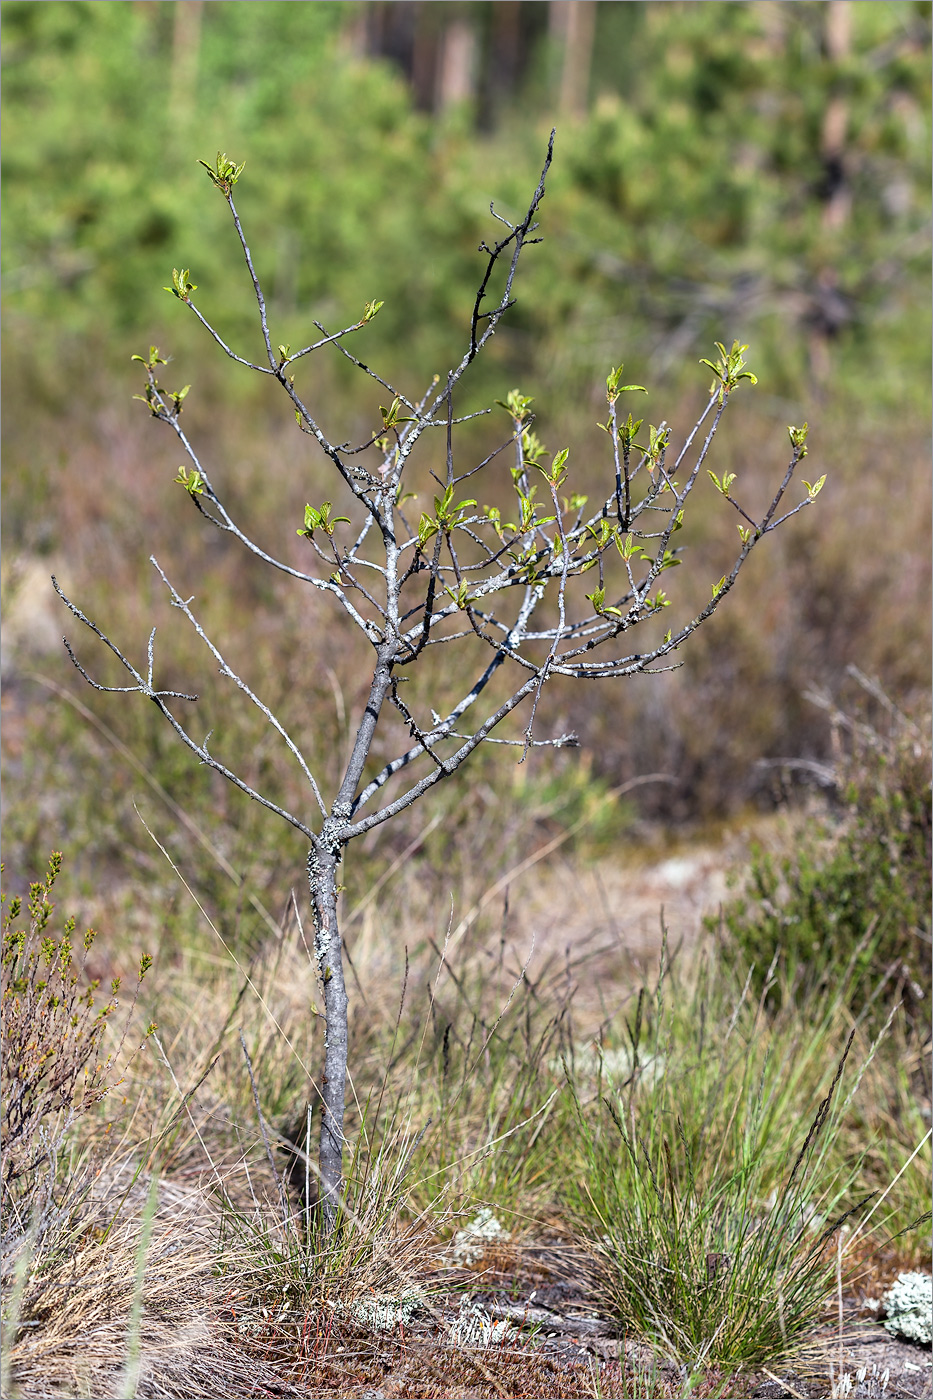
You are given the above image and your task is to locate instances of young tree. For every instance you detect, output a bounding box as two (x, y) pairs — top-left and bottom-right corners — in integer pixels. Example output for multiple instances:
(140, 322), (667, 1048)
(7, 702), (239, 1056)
(54, 138), (821, 1232)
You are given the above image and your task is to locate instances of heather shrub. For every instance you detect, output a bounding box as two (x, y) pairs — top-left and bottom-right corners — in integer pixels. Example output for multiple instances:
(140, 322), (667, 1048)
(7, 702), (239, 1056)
(0, 852), (154, 1235)
(714, 673), (931, 1024)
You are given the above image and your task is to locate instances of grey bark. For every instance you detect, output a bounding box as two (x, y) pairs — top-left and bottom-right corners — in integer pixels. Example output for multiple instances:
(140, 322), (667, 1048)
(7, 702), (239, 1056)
(306, 837), (348, 1231)
(310, 644), (396, 1225)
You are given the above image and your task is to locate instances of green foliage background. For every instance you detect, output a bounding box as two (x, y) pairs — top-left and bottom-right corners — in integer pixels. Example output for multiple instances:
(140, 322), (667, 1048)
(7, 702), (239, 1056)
(3, 1), (930, 394)
(1, 1), (930, 916)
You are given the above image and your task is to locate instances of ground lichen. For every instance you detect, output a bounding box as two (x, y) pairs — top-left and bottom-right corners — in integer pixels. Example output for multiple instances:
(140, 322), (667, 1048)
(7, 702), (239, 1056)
(881, 1271), (932, 1346)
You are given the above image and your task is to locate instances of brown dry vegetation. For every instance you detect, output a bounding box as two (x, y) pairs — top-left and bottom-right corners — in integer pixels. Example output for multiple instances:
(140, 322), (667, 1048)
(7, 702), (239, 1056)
(2, 797), (930, 1399)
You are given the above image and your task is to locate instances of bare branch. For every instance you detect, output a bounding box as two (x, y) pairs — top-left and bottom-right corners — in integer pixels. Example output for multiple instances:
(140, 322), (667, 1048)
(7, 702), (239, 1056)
(53, 578), (196, 700)
(53, 579), (316, 841)
(180, 299), (274, 373)
(466, 130), (555, 365)
(351, 587), (542, 816)
(346, 669), (546, 839)
(285, 318), (373, 367)
(226, 191), (277, 369)
(150, 558), (328, 818)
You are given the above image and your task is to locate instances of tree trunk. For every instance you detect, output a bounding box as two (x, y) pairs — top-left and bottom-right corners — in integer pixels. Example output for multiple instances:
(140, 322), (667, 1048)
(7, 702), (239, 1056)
(550, 0), (596, 120)
(307, 835), (348, 1233)
(436, 16), (477, 112)
(170, 0), (203, 127)
(307, 646), (395, 1233)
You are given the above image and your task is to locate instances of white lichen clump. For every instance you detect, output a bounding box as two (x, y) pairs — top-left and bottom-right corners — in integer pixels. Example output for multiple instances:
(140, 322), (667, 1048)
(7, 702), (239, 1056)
(882, 1271), (933, 1345)
(345, 1288), (423, 1332)
(451, 1207), (511, 1267)
(448, 1297), (513, 1347)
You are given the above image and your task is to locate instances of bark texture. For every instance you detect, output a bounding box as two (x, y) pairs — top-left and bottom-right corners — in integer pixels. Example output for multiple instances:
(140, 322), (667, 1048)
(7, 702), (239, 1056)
(307, 836), (348, 1232)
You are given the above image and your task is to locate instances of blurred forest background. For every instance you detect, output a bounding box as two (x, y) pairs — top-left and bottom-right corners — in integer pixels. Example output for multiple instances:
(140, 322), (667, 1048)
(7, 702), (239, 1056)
(2, 0), (930, 934)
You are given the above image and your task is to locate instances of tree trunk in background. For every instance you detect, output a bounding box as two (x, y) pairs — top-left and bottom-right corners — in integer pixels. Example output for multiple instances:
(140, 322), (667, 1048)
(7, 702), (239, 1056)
(437, 15), (478, 111)
(171, 0), (203, 127)
(360, 2), (546, 125)
(490, 1), (522, 105)
(550, 0), (596, 120)
(339, 5), (368, 61)
(410, 4), (439, 112)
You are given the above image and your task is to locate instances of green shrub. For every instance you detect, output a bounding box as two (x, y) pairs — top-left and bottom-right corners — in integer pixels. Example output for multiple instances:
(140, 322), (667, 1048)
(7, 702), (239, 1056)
(714, 675), (931, 1024)
(0, 852), (154, 1222)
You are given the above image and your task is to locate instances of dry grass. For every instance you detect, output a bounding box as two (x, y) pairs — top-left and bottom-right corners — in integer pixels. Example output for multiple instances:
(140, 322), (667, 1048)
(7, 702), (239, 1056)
(1, 1165), (288, 1400)
(4, 861), (927, 1398)
(1, 732), (929, 1397)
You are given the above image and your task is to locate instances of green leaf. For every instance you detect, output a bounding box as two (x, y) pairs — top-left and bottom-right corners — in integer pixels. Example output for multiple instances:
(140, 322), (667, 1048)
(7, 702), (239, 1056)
(298, 501), (349, 537)
(496, 388), (535, 424)
(619, 413), (644, 451)
(708, 469), (736, 497)
(444, 580), (472, 610)
(380, 396), (415, 430)
(361, 299), (384, 323)
(788, 423), (810, 457)
(163, 267), (197, 300)
(174, 465), (204, 496)
(520, 428), (548, 468)
(700, 341), (758, 400)
(484, 504), (503, 536)
(539, 446), (570, 487)
(615, 531), (640, 563)
(803, 474), (826, 499)
(586, 586), (623, 617)
(656, 549), (681, 572)
(647, 424), (670, 460)
(198, 152), (245, 194)
(606, 363), (647, 404)
(586, 519), (614, 547)
(131, 345), (167, 368)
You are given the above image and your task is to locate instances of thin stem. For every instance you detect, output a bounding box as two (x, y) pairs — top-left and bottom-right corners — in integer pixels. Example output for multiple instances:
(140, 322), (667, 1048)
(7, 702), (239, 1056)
(53, 580), (315, 840)
(182, 299), (273, 373)
(227, 192), (276, 369)
(151, 558), (328, 817)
